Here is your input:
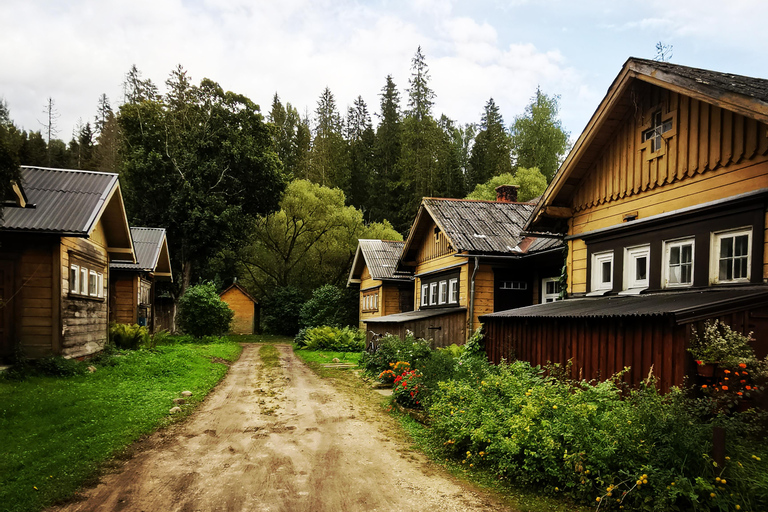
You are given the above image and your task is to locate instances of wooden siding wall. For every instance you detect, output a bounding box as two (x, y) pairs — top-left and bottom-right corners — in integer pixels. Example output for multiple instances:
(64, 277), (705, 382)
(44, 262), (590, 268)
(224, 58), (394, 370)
(359, 265), (384, 328)
(416, 221), (453, 264)
(573, 86), (768, 212)
(221, 288), (255, 335)
(15, 244), (56, 358)
(472, 262), (495, 330)
(366, 310), (467, 349)
(484, 316), (688, 392)
(111, 274), (137, 325)
(61, 235), (109, 358)
(484, 306), (768, 393)
(568, 85), (768, 294)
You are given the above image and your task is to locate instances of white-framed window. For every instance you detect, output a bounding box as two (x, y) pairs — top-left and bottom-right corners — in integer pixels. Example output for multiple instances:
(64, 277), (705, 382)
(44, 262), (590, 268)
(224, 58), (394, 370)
(590, 251), (614, 293)
(623, 244), (650, 291)
(70, 264), (80, 294)
(711, 228), (751, 284)
(97, 273), (104, 298)
(79, 267), (88, 296)
(448, 278), (459, 304)
(438, 281), (448, 304)
(663, 238), (694, 288)
(89, 270), (98, 296)
(499, 281), (528, 290)
(421, 283), (428, 307)
(429, 282), (438, 305)
(541, 277), (561, 303)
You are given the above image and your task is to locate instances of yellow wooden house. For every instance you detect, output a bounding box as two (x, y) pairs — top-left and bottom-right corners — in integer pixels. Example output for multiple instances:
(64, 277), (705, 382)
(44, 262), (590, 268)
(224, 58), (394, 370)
(482, 58), (768, 390)
(109, 227), (172, 332)
(347, 239), (412, 329)
(220, 282), (259, 335)
(362, 186), (563, 347)
(1, 166), (135, 360)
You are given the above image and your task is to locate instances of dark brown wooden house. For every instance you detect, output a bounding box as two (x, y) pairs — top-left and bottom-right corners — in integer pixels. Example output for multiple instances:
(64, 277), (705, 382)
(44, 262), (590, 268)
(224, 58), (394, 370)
(364, 187), (563, 347)
(109, 227), (172, 332)
(1, 166), (135, 360)
(482, 58), (768, 390)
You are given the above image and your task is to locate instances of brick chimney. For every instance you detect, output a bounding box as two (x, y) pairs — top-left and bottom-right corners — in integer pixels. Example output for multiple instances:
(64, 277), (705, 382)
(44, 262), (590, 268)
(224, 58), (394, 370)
(495, 184), (519, 203)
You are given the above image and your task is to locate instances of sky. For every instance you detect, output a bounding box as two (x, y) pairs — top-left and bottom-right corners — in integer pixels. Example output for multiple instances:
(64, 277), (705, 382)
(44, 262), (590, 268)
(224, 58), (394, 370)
(2, 0), (768, 145)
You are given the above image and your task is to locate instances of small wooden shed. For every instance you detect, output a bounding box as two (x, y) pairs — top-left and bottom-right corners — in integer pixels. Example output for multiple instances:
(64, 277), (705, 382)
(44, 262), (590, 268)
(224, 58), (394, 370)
(220, 283), (259, 335)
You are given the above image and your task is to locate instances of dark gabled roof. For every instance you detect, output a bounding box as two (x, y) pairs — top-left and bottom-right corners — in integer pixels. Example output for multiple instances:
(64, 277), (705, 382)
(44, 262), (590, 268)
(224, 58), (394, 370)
(527, 57), (768, 232)
(2, 166), (119, 234)
(348, 239), (411, 286)
(480, 287), (768, 324)
(365, 307), (466, 324)
(401, 198), (562, 263)
(632, 58), (768, 106)
(111, 227), (167, 271)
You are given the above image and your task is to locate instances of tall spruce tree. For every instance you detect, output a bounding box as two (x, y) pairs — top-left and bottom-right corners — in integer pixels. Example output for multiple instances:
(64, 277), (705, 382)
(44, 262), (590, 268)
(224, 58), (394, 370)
(345, 96), (375, 212)
(269, 93), (311, 180)
(372, 75), (405, 227)
(468, 98), (512, 190)
(310, 87), (348, 189)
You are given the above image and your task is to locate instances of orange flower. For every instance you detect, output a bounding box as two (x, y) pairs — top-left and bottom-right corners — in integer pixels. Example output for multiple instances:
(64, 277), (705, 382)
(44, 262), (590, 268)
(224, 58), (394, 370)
(722, 385), (729, 391)
(724, 370), (731, 374)
(740, 379), (747, 384)
(737, 392), (743, 396)
(739, 363), (747, 369)
(746, 386), (752, 390)
(701, 384), (708, 389)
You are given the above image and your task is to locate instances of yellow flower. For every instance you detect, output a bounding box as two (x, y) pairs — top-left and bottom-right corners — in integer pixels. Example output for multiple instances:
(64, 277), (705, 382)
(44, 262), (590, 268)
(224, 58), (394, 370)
(715, 477), (721, 483)
(710, 492), (716, 498)
(642, 479), (648, 484)
(552, 405), (558, 409)
(736, 505), (741, 510)
(596, 497), (601, 502)
(721, 479), (727, 484)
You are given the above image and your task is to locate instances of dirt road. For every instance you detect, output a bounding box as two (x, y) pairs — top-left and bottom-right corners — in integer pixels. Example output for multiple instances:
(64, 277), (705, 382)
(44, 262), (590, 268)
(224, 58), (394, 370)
(53, 344), (510, 512)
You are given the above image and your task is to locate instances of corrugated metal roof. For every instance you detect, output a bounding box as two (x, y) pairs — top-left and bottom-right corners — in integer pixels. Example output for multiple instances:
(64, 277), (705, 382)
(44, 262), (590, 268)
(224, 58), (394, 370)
(365, 307), (466, 324)
(424, 198), (562, 255)
(111, 227), (166, 271)
(359, 239), (410, 280)
(481, 287), (768, 321)
(1, 166), (118, 234)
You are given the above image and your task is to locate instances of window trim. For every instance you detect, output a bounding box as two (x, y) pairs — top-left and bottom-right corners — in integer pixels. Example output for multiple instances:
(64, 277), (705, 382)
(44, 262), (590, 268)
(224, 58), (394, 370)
(662, 237), (695, 288)
(429, 282), (438, 306)
(70, 264), (80, 294)
(541, 277), (561, 303)
(438, 280), (448, 305)
(421, 283), (429, 307)
(710, 227), (752, 284)
(448, 278), (459, 305)
(622, 244), (650, 292)
(590, 250), (614, 293)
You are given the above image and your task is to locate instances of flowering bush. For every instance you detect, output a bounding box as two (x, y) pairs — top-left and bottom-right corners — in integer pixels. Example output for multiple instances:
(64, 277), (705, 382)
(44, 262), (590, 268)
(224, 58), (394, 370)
(392, 369), (424, 409)
(689, 320), (755, 365)
(359, 333), (431, 377)
(377, 361), (410, 384)
(427, 359), (768, 511)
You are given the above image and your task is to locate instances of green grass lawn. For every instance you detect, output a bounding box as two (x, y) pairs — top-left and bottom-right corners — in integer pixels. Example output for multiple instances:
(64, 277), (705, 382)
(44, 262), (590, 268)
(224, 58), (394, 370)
(0, 340), (242, 512)
(293, 349), (361, 366)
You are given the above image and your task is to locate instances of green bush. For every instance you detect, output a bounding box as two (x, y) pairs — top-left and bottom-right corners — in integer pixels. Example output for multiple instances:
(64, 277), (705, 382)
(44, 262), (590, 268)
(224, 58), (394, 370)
(359, 332), (432, 378)
(299, 284), (353, 328)
(177, 282), (234, 338)
(261, 286), (305, 335)
(109, 323), (152, 350)
(302, 325), (365, 352)
(427, 361), (768, 511)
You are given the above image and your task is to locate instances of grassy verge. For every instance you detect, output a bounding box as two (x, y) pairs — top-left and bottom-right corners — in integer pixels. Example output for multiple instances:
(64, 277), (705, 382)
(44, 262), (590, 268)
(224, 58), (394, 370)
(224, 334), (294, 344)
(0, 340), (242, 512)
(259, 344), (281, 368)
(293, 349), (361, 366)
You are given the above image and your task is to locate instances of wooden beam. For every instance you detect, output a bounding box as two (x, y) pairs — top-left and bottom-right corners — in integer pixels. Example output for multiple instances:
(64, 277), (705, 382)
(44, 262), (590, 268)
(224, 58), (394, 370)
(107, 247), (134, 254)
(544, 206), (572, 218)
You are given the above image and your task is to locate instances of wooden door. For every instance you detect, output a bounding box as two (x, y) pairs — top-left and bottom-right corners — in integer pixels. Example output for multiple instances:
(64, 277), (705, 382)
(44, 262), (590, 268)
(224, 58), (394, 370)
(0, 260), (14, 361)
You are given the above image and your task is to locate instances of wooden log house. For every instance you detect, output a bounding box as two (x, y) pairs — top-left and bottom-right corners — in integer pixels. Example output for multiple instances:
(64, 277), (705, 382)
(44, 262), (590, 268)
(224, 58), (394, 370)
(1, 166), (135, 360)
(481, 58), (768, 391)
(109, 227), (172, 332)
(357, 186), (563, 347)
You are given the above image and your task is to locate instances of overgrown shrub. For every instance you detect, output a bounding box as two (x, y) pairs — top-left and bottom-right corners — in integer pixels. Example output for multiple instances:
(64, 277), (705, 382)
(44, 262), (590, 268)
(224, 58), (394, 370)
(177, 282), (234, 337)
(359, 332), (432, 377)
(302, 325), (365, 352)
(109, 323), (152, 350)
(299, 284), (357, 328)
(428, 361), (768, 511)
(261, 286), (305, 335)
(393, 369), (424, 408)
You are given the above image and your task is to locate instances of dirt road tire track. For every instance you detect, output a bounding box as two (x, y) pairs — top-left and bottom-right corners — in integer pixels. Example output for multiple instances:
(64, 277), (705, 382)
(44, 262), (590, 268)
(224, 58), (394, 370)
(50, 344), (510, 512)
